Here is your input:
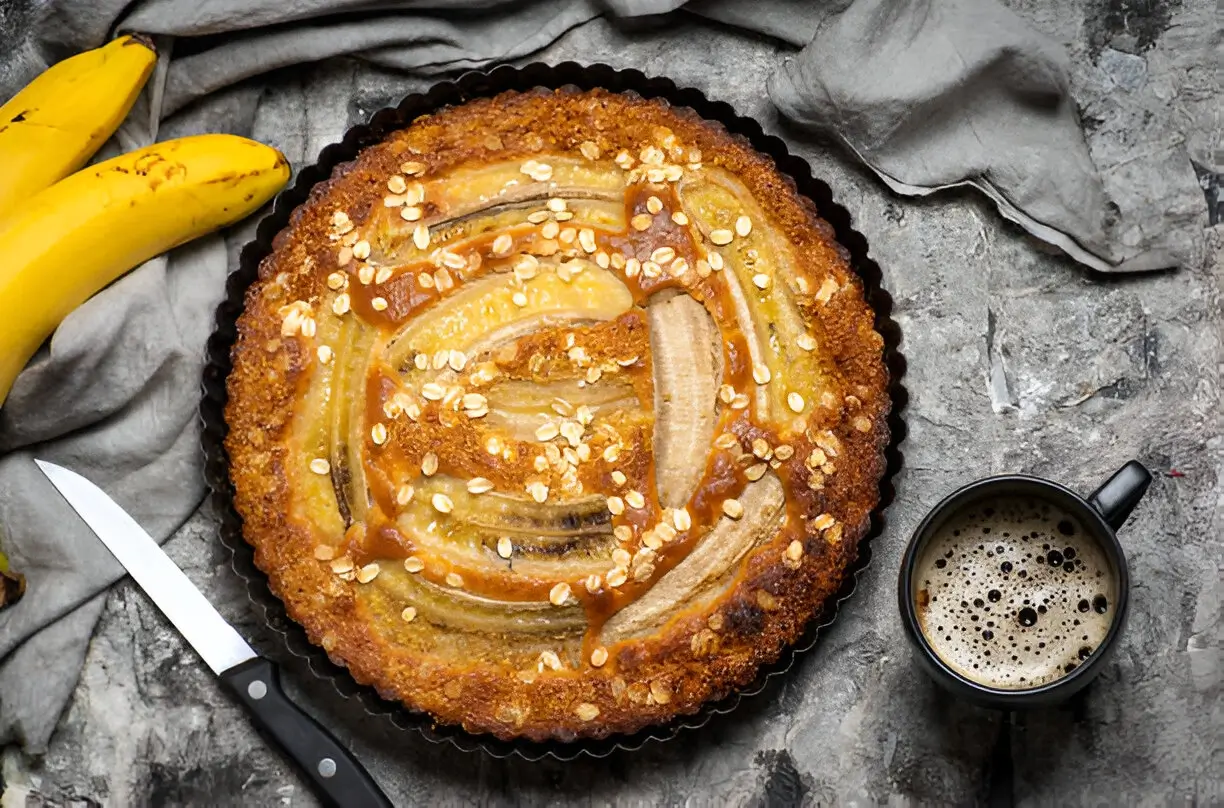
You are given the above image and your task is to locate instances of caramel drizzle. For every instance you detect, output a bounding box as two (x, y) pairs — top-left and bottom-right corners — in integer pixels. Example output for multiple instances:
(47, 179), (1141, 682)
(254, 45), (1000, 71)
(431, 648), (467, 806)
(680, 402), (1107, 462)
(306, 166), (844, 647)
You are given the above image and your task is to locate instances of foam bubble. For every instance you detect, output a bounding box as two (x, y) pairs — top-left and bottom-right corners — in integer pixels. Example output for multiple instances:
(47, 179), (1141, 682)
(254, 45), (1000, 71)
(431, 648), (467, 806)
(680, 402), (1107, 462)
(913, 496), (1117, 689)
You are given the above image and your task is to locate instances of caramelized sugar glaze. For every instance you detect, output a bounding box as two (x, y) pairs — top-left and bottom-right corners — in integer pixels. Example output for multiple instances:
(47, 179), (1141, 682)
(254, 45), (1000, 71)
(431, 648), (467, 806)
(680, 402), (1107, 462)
(226, 89), (890, 740)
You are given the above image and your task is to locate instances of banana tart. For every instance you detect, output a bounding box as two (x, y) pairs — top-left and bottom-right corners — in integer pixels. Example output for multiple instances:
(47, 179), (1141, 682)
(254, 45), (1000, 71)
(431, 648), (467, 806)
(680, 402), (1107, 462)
(225, 88), (890, 741)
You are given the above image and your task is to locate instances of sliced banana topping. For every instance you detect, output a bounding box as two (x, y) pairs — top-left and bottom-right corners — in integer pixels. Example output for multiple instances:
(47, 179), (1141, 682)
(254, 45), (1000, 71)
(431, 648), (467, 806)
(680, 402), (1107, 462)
(293, 138), (866, 667)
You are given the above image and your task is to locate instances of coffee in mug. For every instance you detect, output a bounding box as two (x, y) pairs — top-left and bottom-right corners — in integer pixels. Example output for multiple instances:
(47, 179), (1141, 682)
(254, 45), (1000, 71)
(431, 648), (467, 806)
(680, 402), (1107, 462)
(912, 496), (1118, 690)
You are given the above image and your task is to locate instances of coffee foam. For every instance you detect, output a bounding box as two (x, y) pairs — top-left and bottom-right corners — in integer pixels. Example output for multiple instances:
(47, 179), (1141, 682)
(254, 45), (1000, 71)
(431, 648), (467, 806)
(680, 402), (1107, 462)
(913, 496), (1117, 690)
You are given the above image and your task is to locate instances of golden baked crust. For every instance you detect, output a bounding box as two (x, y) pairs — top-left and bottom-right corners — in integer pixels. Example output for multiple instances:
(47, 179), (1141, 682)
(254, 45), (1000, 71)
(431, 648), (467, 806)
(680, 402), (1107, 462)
(225, 88), (890, 741)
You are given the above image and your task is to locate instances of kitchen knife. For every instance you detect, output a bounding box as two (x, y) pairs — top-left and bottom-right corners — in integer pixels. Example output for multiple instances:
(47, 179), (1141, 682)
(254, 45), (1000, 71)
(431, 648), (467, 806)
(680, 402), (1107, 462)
(35, 460), (392, 808)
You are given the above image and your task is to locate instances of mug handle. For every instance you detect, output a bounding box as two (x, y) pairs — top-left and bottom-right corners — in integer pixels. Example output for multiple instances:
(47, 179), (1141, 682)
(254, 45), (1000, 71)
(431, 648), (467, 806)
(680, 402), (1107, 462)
(1087, 460), (1153, 530)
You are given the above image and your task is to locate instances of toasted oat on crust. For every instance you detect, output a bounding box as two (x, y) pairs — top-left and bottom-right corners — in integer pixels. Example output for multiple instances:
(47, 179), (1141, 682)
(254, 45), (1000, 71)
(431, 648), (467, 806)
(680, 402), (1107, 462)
(225, 88), (890, 741)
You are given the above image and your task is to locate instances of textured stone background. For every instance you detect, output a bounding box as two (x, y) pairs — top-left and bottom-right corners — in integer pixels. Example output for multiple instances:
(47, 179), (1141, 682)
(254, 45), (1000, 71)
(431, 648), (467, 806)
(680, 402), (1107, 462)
(2, 1), (1221, 805)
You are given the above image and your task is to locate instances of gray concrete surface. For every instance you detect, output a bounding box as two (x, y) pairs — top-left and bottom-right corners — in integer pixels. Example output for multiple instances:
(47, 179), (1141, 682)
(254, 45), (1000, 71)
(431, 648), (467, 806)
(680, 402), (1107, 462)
(3, 1), (1221, 805)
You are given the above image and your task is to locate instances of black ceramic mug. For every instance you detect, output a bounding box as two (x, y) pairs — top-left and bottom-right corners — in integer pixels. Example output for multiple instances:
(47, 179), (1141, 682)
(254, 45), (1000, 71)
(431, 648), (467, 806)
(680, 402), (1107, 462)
(898, 461), (1152, 708)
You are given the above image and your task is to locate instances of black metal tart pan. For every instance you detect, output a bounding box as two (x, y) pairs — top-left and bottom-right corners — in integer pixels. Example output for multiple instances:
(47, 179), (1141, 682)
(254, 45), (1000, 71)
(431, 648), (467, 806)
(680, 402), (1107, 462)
(200, 61), (908, 761)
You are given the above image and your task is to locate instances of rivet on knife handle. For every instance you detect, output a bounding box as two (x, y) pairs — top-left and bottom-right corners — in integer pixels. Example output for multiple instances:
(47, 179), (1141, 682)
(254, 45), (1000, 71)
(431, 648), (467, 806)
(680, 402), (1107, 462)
(221, 657), (392, 808)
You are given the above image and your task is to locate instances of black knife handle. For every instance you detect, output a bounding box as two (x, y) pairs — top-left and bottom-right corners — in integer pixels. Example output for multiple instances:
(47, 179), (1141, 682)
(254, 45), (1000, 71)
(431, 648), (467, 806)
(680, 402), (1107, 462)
(221, 657), (392, 808)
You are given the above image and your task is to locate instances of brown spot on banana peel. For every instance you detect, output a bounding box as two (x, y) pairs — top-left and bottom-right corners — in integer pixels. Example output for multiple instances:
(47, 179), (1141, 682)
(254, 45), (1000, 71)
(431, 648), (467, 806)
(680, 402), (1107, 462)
(204, 169), (266, 186)
(120, 32), (157, 54)
(144, 162), (187, 192)
(0, 566), (25, 611)
(0, 109), (32, 134)
(131, 152), (167, 175)
(205, 150), (290, 188)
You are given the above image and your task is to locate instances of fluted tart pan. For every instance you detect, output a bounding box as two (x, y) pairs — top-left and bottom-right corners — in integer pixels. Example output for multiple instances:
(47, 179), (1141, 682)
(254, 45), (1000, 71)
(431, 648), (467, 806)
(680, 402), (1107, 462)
(201, 61), (907, 760)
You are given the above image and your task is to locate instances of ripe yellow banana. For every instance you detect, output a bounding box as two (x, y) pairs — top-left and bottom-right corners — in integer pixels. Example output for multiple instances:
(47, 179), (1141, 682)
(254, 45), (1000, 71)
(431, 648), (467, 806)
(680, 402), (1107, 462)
(0, 134), (290, 407)
(0, 34), (158, 223)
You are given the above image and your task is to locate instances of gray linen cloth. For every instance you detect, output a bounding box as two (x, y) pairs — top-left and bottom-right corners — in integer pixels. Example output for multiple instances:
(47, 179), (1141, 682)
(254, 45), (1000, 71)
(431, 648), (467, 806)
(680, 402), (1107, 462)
(0, 0), (1200, 752)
